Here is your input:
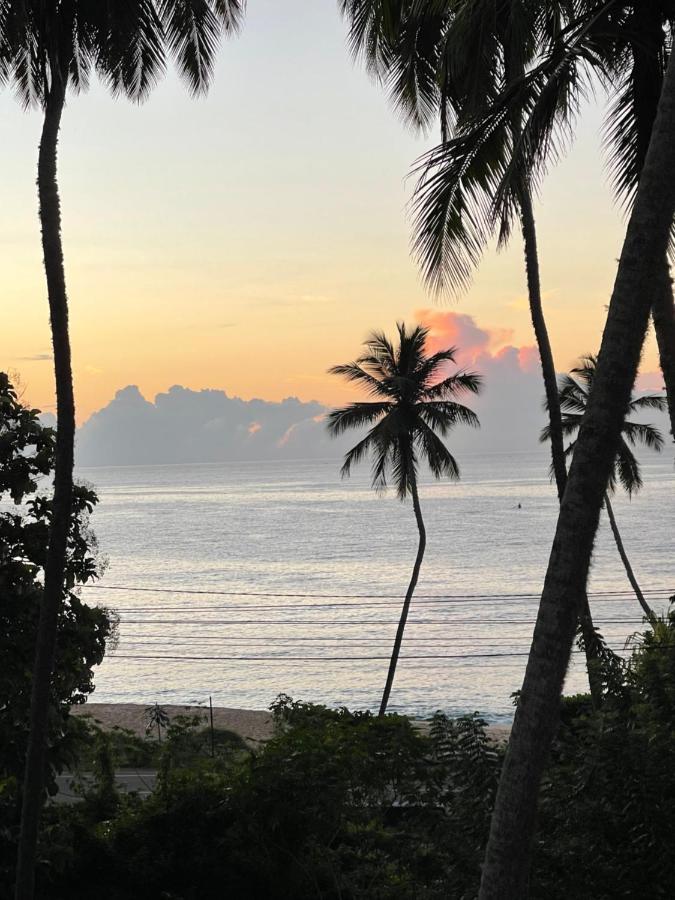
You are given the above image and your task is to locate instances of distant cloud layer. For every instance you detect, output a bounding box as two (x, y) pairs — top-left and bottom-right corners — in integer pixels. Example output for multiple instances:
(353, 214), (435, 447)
(75, 311), (669, 467)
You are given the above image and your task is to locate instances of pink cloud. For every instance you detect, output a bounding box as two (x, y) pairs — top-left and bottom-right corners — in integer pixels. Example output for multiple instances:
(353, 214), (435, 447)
(414, 308), (537, 373)
(635, 371), (664, 392)
(248, 421), (262, 435)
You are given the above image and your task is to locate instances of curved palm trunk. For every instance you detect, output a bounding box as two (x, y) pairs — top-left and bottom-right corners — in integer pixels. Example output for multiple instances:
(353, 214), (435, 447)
(519, 190), (602, 705)
(604, 493), (656, 624)
(15, 78), (74, 900)
(379, 479), (426, 716)
(478, 51), (675, 899)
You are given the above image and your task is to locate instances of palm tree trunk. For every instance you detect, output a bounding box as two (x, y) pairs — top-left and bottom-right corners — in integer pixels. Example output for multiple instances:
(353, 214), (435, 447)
(629, 0), (675, 445)
(15, 77), (74, 900)
(478, 49), (675, 899)
(519, 190), (602, 705)
(519, 191), (567, 500)
(652, 271), (675, 442)
(379, 479), (426, 716)
(604, 493), (656, 624)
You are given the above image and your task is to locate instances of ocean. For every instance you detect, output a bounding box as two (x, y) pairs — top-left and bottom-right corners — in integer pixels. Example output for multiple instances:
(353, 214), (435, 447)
(77, 451), (674, 722)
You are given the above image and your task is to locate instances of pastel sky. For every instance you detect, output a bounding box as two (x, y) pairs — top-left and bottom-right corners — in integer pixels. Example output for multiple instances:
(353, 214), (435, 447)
(0, 0), (661, 423)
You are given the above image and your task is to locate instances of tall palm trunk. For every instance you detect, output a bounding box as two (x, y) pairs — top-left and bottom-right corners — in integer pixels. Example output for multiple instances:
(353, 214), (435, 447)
(630, 2), (675, 443)
(519, 190), (602, 704)
(478, 50), (675, 900)
(15, 77), (74, 900)
(652, 273), (675, 441)
(379, 479), (426, 716)
(519, 192), (567, 499)
(603, 492), (656, 624)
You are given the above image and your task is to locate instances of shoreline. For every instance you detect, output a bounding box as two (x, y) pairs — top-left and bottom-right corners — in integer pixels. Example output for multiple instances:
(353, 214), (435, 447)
(72, 703), (511, 745)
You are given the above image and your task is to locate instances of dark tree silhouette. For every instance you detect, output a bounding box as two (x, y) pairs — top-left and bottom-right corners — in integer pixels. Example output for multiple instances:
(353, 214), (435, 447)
(0, 4), (245, 898)
(328, 323), (481, 714)
(338, 0), (603, 692)
(542, 354), (666, 623)
(479, 47), (675, 899)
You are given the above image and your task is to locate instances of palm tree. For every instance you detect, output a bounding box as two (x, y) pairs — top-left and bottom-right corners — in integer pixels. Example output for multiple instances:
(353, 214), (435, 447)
(478, 49), (675, 898)
(400, 0), (675, 441)
(542, 355), (666, 623)
(338, 0), (603, 697)
(1, 5), (245, 898)
(340, 0), (570, 496)
(327, 323), (481, 715)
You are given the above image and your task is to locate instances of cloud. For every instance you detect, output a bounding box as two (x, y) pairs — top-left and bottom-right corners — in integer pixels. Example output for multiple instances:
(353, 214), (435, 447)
(76, 385), (346, 466)
(14, 353), (52, 362)
(74, 312), (670, 468)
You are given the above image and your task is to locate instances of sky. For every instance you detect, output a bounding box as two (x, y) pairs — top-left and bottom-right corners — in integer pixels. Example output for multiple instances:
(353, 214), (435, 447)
(0, 0), (663, 427)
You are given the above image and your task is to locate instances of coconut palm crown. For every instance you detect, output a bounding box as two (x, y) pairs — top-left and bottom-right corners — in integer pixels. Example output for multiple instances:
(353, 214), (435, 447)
(541, 354), (667, 495)
(327, 322), (482, 497)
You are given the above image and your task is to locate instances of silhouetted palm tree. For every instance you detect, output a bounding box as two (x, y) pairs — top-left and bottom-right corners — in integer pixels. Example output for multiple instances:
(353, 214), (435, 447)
(397, 0), (675, 441)
(328, 323), (481, 715)
(339, 0), (573, 494)
(1, 5), (244, 898)
(479, 49), (675, 899)
(338, 0), (603, 693)
(542, 355), (666, 623)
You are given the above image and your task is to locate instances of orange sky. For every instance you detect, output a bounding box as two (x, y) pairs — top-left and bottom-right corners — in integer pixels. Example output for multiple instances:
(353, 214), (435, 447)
(0, 0), (661, 423)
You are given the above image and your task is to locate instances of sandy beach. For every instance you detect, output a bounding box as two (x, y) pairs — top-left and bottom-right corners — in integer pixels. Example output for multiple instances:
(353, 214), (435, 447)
(72, 703), (511, 745)
(72, 703), (275, 745)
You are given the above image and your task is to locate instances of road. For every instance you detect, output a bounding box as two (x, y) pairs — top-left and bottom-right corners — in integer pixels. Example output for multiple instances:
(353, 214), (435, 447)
(53, 769), (158, 804)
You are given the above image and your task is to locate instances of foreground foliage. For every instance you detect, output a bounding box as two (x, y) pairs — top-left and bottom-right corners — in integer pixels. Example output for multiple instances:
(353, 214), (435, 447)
(0, 374), (114, 887)
(13, 619), (675, 898)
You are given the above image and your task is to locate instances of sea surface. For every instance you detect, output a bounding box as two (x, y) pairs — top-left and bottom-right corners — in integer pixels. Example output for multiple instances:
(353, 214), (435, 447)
(77, 451), (674, 722)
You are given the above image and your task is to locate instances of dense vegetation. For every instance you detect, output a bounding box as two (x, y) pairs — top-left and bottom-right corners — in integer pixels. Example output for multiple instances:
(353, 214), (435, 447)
(7, 618), (672, 899)
(0, 374), (114, 889)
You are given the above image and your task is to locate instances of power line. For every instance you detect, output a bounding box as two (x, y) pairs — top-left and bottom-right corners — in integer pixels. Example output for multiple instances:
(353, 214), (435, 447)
(105, 646), (649, 663)
(112, 617), (646, 626)
(85, 583), (673, 602)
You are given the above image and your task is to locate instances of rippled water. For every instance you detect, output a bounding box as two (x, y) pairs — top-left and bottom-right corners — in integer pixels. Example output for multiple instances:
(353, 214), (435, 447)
(77, 451), (674, 721)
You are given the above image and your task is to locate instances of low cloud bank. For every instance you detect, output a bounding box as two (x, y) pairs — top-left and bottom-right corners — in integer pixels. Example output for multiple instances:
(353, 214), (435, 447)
(76, 386), (340, 466)
(75, 312), (669, 467)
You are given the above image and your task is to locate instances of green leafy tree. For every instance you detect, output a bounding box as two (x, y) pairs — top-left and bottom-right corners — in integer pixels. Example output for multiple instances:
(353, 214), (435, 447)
(327, 323), (481, 714)
(0, 373), (112, 882)
(542, 355), (666, 623)
(0, 5), (245, 896)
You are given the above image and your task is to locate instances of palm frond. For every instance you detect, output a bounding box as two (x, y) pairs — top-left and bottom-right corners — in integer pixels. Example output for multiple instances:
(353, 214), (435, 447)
(364, 330), (398, 374)
(422, 370), (483, 400)
(159, 0), (232, 96)
(96, 0), (166, 101)
(414, 345), (458, 384)
(569, 354), (597, 387)
(327, 362), (392, 398)
(326, 402), (392, 436)
(391, 434), (416, 499)
(415, 419), (460, 480)
(396, 322), (428, 375)
(614, 438), (642, 496)
(622, 420), (665, 453)
(384, 1), (447, 132)
(411, 110), (512, 294)
(628, 392), (668, 413)
(418, 400), (480, 435)
(338, 0), (403, 77)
